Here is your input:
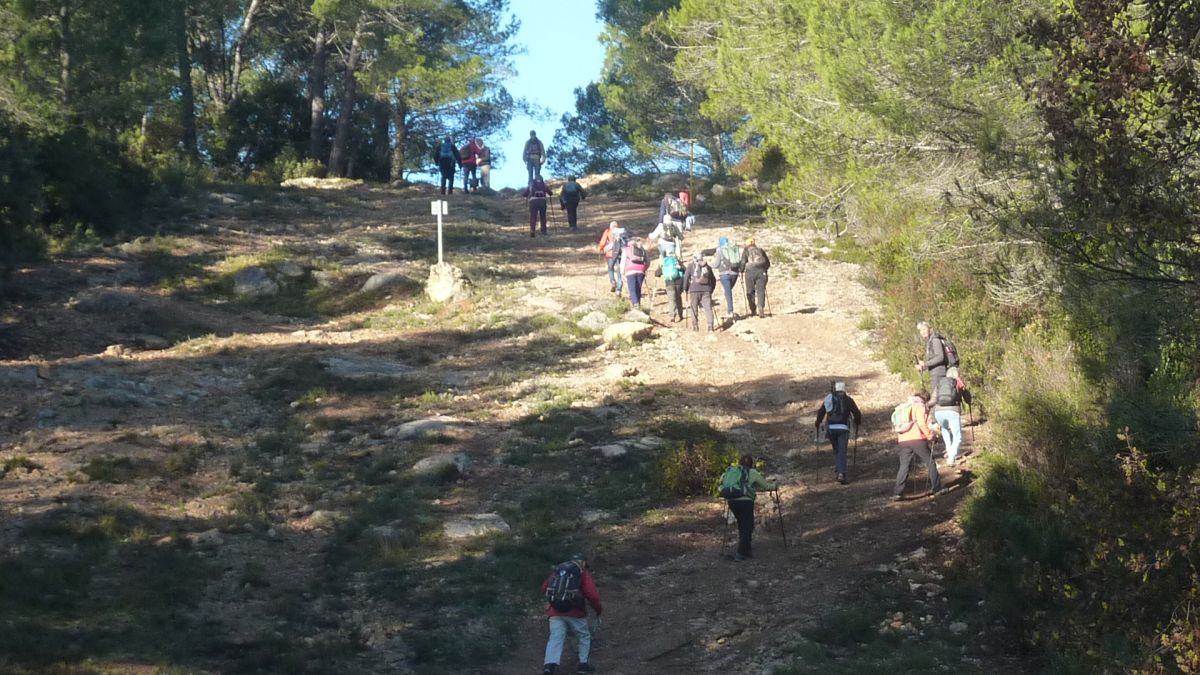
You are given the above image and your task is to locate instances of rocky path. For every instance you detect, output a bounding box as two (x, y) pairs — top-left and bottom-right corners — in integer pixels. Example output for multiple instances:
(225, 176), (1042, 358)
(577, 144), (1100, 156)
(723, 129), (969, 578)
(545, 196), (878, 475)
(0, 180), (1005, 674)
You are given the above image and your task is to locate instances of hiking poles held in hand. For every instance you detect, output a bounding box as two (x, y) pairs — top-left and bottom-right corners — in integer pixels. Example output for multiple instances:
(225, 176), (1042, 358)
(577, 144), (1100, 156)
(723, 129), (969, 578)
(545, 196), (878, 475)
(852, 425), (859, 479)
(967, 401), (976, 444)
(769, 488), (788, 550)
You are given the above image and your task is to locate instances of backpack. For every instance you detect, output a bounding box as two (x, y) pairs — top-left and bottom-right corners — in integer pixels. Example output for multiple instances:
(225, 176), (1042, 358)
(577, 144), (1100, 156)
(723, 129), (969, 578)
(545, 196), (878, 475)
(662, 255), (682, 281)
(438, 140), (454, 161)
(689, 261), (713, 286)
(609, 231), (628, 258)
(661, 219), (682, 241)
(544, 562), (584, 612)
(720, 244), (742, 271)
(718, 466), (750, 499)
(628, 242), (647, 264)
(827, 392), (850, 425)
(667, 195), (687, 219)
(935, 376), (959, 406)
(891, 402), (915, 434)
(564, 182), (581, 196)
(940, 335), (960, 367)
(530, 183), (548, 200)
(746, 246), (767, 267)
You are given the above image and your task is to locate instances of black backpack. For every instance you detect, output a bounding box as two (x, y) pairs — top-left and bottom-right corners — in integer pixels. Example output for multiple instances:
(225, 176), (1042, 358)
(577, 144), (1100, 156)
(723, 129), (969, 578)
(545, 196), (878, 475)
(689, 261), (713, 286)
(746, 246), (767, 267)
(940, 335), (960, 367)
(438, 140), (455, 161)
(828, 392), (850, 425)
(628, 243), (647, 264)
(545, 562), (584, 612)
(935, 376), (959, 406)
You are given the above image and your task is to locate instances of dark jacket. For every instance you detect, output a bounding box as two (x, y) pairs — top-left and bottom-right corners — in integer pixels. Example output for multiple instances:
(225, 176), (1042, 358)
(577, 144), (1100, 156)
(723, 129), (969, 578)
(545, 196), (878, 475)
(923, 332), (948, 371)
(523, 137), (545, 163)
(741, 245), (771, 271)
(522, 179), (553, 206)
(541, 563), (602, 618)
(932, 377), (973, 413)
(682, 260), (715, 293)
(814, 392), (863, 430)
(433, 140), (462, 167)
(560, 180), (587, 205)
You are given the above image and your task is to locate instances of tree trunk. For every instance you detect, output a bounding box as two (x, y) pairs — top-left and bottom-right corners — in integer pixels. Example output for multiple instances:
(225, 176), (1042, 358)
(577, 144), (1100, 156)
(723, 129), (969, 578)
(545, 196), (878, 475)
(372, 94), (391, 181)
(307, 26), (329, 161)
(58, 1), (72, 108)
(229, 0), (263, 105)
(327, 21), (364, 178)
(176, 0), (198, 157)
(390, 97), (407, 181)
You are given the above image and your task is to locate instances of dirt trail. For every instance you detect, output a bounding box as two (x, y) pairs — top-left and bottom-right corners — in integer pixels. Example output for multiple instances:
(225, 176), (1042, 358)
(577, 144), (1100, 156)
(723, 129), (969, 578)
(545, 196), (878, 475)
(489, 192), (977, 674)
(0, 181), (997, 674)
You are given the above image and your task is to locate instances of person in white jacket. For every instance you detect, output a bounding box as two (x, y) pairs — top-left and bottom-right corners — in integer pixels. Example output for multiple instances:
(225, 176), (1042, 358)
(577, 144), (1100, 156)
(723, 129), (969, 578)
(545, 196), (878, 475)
(647, 213), (689, 258)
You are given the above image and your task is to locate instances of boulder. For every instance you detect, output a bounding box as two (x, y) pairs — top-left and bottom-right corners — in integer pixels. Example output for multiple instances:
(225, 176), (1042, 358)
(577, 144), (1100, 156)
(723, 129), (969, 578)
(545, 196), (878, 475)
(323, 356), (414, 380)
(232, 267), (279, 297)
(313, 270), (338, 288)
(443, 513), (511, 539)
(425, 262), (472, 303)
(73, 290), (138, 314)
(411, 452), (469, 478)
(596, 443), (628, 459)
(361, 270), (410, 294)
(581, 510), (612, 524)
(602, 322), (653, 346)
(274, 261), (306, 279)
(189, 528), (224, 548)
(622, 308), (652, 324)
(281, 176), (363, 190)
(577, 311), (612, 332)
(386, 416), (456, 440)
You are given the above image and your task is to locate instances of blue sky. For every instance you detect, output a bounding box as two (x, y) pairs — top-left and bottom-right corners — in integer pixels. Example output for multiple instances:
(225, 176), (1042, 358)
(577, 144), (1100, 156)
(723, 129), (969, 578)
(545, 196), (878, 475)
(491, 0), (606, 189)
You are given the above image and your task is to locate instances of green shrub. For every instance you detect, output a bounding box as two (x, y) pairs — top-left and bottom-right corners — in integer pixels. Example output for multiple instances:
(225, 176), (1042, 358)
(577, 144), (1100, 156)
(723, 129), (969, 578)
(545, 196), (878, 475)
(658, 440), (738, 498)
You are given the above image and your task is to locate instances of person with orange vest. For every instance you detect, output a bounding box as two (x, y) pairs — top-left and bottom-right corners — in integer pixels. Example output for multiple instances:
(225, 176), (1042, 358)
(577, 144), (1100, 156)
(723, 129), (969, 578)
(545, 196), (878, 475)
(893, 391), (943, 500)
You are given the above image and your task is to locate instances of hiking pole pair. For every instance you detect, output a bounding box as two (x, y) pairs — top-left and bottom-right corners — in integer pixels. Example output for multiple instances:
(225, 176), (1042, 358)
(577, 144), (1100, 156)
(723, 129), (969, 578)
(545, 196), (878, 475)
(769, 488), (789, 550)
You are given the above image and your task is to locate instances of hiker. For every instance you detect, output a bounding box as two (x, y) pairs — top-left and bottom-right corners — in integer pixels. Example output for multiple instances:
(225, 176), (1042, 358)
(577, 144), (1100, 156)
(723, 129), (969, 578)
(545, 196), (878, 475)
(682, 250), (716, 331)
(433, 135), (462, 195)
(541, 552), (602, 674)
(892, 391), (942, 500)
(524, 130), (546, 184)
(654, 240), (685, 322)
(814, 381), (863, 485)
(719, 454), (777, 561)
(712, 236), (743, 319)
(740, 238), (771, 317)
(647, 213), (685, 258)
(475, 138), (491, 189)
(916, 321), (958, 394)
(932, 366), (972, 465)
(560, 176), (587, 229)
(522, 177), (553, 237)
(621, 236), (649, 309)
(460, 138), (480, 192)
(659, 191), (689, 224)
(597, 221), (627, 294)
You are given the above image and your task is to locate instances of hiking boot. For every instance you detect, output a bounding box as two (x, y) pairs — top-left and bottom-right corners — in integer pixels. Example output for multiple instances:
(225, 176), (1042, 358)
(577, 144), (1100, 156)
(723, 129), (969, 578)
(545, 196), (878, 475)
(837, 472), (847, 485)
(542, 664), (558, 675)
(892, 494), (903, 502)
(733, 552), (745, 561)
(530, 232), (536, 238)
(577, 664), (595, 673)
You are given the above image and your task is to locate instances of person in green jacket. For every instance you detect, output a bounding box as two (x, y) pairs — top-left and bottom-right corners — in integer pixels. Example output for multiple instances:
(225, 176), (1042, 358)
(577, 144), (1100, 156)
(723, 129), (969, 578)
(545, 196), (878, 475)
(720, 454), (777, 561)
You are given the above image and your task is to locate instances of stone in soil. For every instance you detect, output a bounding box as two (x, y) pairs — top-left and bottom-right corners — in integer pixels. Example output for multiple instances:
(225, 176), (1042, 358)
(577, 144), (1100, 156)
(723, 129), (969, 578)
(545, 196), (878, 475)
(602, 322), (653, 346)
(386, 416), (457, 440)
(323, 355), (414, 380)
(596, 443), (628, 459)
(73, 290), (138, 314)
(577, 310), (612, 332)
(443, 513), (511, 539)
(425, 262), (472, 303)
(232, 267), (279, 297)
(361, 269), (410, 293)
(410, 452), (469, 478)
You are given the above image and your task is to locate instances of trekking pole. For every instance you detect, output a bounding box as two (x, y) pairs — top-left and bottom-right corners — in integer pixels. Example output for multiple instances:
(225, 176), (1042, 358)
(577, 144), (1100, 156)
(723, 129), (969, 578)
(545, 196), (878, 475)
(852, 425), (859, 480)
(967, 401), (976, 445)
(770, 488), (789, 550)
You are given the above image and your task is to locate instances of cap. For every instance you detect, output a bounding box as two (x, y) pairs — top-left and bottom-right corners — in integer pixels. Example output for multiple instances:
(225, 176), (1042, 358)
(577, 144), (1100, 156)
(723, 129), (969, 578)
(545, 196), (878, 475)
(570, 552), (585, 562)
(693, 251), (703, 261)
(609, 221), (619, 229)
(834, 381), (846, 392)
(718, 236), (729, 247)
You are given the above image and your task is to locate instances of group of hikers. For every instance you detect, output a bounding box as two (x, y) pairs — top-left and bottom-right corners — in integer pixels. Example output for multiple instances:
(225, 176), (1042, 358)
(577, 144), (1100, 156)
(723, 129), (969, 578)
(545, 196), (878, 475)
(536, 322), (974, 673)
(433, 135), (492, 194)
(594, 194), (773, 330)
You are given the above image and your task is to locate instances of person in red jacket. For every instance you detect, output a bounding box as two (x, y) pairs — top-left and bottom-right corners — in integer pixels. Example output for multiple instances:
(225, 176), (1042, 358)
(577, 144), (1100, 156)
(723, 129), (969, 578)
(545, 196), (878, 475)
(460, 138), (480, 192)
(540, 553), (602, 674)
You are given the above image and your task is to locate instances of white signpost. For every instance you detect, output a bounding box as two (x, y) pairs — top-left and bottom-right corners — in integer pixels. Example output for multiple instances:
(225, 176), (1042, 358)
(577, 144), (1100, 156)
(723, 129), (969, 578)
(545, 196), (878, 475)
(430, 199), (449, 264)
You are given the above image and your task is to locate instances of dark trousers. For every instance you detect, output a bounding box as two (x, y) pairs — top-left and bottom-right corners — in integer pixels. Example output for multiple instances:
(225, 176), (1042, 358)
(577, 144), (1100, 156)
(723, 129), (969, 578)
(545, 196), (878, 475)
(438, 160), (456, 193)
(828, 428), (850, 475)
(689, 291), (714, 330)
(666, 279), (684, 319)
(894, 440), (941, 496)
(563, 200), (579, 228)
(729, 499), (755, 556)
(745, 267), (768, 315)
(462, 165), (477, 191)
(928, 365), (947, 396)
(529, 202), (547, 234)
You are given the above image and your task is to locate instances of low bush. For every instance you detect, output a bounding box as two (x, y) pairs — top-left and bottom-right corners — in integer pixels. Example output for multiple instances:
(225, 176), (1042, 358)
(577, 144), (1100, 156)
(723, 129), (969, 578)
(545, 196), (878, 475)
(658, 440), (739, 498)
